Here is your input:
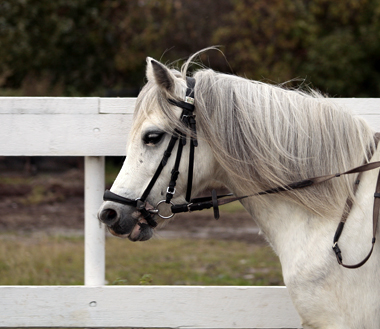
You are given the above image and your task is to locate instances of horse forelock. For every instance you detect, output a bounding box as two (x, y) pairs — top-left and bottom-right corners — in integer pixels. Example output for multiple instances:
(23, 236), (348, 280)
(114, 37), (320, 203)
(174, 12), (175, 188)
(131, 80), (181, 138)
(132, 56), (375, 216)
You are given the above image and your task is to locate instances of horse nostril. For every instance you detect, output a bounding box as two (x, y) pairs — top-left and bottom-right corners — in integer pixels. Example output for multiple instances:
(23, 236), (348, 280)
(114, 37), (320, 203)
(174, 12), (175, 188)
(99, 208), (119, 226)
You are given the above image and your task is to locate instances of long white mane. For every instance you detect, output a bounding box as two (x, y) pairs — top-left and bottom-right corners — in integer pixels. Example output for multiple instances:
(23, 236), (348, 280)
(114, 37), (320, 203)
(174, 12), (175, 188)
(133, 54), (375, 217)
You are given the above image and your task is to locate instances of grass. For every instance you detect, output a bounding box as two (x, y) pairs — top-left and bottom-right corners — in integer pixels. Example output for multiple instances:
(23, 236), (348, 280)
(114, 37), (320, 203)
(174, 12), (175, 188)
(0, 234), (283, 286)
(0, 163), (281, 286)
(0, 235), (84, 285)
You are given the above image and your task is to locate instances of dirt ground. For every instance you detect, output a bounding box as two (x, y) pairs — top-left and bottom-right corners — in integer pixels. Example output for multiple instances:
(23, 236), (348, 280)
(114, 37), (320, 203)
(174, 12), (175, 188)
(0, 166), (265, 244)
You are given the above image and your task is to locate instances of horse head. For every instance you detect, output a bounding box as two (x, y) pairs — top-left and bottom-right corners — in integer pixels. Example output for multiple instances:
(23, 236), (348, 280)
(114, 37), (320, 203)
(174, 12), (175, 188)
(97, 58), (220, 241)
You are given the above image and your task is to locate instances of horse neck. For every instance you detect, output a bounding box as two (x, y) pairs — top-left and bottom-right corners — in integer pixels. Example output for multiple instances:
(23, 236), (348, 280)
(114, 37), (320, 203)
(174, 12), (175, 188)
(239, 193), (334, 252)
(219, 157), (352, 259)
(223, 145), (380, 263)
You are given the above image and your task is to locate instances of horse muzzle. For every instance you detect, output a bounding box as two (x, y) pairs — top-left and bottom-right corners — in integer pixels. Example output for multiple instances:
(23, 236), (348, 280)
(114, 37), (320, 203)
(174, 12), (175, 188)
(97, 201), (155, 241)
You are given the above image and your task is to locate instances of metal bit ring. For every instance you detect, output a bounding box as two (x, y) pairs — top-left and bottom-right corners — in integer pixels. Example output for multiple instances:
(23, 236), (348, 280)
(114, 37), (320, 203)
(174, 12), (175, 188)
(155, 200), (175, 219)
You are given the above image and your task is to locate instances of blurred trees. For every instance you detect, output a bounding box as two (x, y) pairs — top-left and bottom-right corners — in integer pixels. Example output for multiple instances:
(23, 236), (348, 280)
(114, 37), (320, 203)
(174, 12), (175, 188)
(0, 0), (379, 97)
(300, 0), (380, 96)
(215, 0), (380, 96)
(213, 0), (309, 83)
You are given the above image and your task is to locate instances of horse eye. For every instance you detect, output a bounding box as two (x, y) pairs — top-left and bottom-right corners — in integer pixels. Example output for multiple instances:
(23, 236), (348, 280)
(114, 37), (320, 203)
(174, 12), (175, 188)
(143, 131), (165, 146)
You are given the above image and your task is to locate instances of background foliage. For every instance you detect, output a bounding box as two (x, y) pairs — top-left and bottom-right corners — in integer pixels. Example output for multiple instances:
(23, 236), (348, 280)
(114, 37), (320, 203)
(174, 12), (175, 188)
(1, 0), (380, 97)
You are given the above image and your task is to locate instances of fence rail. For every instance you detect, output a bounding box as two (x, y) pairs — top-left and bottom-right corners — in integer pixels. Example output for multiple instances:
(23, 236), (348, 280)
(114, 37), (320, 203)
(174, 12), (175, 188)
(1, 97), (379, 328)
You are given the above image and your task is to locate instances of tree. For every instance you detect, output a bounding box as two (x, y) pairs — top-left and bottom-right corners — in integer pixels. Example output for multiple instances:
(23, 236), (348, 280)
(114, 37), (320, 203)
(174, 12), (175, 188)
(0, 0), (232, 95)
(1, 0), (380, 96)
(299, 0), (380, 96)
(0, 0), (117, 95)
(213, 0), (309, 83)
(213, 0), (380, 97)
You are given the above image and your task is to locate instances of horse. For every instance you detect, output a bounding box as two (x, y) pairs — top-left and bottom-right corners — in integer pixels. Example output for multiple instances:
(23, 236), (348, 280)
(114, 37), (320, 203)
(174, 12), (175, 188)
(98, 50), (380, 328)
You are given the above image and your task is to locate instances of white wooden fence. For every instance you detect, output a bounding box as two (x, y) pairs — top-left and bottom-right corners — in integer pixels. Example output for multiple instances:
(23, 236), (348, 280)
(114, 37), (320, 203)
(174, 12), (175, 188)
(0, 97), (379, 328)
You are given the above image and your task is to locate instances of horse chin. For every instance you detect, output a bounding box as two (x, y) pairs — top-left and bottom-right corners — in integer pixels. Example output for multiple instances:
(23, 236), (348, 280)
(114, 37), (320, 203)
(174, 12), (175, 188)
(108, 218), (154, 242)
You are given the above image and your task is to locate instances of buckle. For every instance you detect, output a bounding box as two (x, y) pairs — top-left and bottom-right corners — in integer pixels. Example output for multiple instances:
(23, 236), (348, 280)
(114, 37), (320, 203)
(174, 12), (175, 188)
(135, 198), (146, 210)
(187, 203), (193, 213)
(166, 187), (176, 195)
(185, 96), (194, 105)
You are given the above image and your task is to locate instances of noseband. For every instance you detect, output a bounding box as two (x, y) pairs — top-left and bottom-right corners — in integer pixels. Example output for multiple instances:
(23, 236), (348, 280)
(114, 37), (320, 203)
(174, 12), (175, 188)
(103, 76), (380, 269)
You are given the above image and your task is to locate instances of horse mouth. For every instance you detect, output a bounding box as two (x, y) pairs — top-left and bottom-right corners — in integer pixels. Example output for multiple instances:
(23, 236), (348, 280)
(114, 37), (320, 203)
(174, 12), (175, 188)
(108, 217), (154, 242)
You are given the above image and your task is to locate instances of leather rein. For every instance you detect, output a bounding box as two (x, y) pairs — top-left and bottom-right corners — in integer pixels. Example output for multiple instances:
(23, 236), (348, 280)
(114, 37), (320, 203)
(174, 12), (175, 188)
(103, 77), (380, 269)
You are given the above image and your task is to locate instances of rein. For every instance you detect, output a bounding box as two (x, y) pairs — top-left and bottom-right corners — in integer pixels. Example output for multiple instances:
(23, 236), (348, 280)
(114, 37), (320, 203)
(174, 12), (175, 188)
(103, 77), (380, 269)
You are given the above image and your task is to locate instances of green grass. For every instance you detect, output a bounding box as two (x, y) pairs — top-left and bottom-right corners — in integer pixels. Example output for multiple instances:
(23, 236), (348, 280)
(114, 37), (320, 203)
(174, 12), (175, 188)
(0, 234), (283, 286)
(0, 235), (84, 285)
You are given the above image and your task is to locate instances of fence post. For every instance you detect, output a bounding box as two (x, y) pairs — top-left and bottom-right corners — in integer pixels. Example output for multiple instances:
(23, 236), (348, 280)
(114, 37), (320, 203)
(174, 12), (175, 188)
(84, 156), (106, 286)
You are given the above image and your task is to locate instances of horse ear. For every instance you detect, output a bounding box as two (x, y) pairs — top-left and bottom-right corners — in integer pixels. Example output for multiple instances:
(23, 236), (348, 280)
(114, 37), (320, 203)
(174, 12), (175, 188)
(146, 57), (176, 93)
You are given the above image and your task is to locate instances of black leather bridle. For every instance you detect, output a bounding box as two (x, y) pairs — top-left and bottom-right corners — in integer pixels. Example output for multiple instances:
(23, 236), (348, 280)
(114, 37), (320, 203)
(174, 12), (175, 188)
(103, 77), (198, 228)
(103, 76), (380, 269)
(103, 77), (230, 226)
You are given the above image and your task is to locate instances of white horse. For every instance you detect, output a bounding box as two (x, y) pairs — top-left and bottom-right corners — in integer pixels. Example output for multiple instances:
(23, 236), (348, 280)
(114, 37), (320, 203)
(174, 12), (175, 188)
(98, 50), (380, 328)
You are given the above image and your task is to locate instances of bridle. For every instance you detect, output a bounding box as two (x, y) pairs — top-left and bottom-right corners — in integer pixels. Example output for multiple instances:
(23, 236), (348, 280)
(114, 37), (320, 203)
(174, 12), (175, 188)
(103, 76), (380, 269)
(103, 77), (205, 228)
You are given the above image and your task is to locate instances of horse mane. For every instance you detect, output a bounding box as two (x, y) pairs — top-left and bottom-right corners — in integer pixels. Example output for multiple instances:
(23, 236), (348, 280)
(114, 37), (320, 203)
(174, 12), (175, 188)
(133, 51), (376, 216)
